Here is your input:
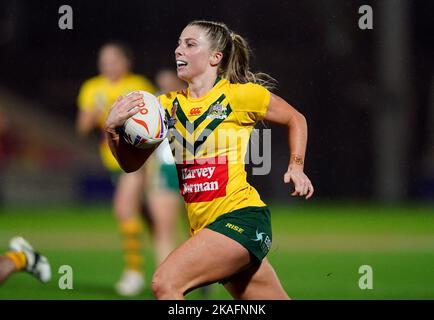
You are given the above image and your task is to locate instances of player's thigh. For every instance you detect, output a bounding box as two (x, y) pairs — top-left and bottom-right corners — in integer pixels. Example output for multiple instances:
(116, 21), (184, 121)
(153, 228), (254, 294)
(113, 170), (146, 216)
(224, 258), (289, 300)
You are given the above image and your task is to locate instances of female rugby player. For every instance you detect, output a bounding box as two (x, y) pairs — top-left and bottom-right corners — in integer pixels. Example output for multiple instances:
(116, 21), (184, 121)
(104, 21), (314, 299)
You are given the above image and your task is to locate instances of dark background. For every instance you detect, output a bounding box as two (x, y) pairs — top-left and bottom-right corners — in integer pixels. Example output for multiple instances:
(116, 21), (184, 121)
(0, 0), (433, 202)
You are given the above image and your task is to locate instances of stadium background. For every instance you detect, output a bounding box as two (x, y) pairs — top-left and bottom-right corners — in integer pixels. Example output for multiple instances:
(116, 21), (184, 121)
(0, 0), (433, 299)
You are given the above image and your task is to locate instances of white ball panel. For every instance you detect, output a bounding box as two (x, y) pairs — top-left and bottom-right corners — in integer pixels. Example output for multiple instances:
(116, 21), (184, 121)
(122, 91), (168, 149)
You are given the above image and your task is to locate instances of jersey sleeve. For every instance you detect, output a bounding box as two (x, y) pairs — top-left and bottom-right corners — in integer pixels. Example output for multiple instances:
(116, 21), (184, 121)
(157, 91), (179, 115)
(231, 83), (271, 124)
(77, 79), (96, 112)
(158, 92), (173, 114)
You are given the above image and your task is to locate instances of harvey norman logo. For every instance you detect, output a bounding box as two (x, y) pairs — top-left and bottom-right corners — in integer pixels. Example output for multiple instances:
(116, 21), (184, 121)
(177, 156), (228, 203)
(181, 166), (218, 195)
(181, 166), (216, 180)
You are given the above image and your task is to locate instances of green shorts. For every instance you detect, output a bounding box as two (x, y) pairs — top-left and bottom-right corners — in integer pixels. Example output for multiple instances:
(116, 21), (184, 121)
(109, 170), (122, 185)
(206, 206), (272, 262)
(109, 163), (178, 192)
(158, 163), (179, 191)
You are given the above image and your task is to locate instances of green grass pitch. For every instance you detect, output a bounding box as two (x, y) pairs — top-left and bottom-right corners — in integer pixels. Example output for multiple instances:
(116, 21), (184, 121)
(0, 203), (433, 299)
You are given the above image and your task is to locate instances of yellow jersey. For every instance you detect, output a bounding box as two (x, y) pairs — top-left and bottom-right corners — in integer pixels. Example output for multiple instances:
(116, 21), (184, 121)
(158, 78), (271, 234)
(77, 73), (157, 171)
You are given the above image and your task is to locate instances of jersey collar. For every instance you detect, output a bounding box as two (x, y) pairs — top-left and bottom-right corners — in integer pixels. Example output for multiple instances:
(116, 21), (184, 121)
(186, 76), (227, 102)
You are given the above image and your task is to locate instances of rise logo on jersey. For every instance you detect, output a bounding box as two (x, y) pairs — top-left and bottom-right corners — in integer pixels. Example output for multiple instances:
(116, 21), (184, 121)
(177, 156), (228, 203)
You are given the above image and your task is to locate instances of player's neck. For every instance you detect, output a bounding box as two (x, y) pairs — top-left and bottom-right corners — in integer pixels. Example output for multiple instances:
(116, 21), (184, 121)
(188, 72), (219, 99)
(106, 72), (128, 84)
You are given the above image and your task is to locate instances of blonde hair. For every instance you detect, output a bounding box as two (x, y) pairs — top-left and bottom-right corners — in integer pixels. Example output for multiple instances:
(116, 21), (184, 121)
(188, 20), (276, 90)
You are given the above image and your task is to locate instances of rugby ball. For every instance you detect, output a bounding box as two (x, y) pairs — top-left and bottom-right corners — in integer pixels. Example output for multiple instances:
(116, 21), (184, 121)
(122, 91), (167, 149)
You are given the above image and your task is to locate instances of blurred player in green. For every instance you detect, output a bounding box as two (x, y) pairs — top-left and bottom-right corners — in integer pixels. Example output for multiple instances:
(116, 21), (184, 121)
(144, 69), (186, 264)
(0, 237), (51, 284)
(148, 69), (212, 298)
(76, 42), (157, 296)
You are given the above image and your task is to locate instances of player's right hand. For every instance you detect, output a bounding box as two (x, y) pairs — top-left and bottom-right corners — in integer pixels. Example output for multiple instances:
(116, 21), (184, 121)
(104, 93), (143, 134)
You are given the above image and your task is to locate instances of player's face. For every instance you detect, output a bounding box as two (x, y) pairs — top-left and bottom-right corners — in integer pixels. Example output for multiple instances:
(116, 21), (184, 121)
(175, 25), (214, 82)
(98, 45), (129, 81)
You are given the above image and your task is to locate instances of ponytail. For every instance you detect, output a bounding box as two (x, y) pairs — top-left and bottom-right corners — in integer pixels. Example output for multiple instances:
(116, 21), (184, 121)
(188, 20), (277, 90)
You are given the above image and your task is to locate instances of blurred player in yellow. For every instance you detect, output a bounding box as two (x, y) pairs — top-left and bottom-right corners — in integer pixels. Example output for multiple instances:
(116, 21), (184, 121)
(148, 69), (212, 298)
(0, 237), (51, 285)
(76, 42), (156, 296)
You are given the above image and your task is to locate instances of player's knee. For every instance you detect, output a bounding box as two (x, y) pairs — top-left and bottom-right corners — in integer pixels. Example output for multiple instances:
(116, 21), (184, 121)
(151, 271), (171, 299)
(151, 269), (181, 299)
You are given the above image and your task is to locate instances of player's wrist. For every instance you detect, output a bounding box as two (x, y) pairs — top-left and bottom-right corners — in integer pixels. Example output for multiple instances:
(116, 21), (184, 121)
(289, 154), (304, 169)
(104, 123), (122, 139)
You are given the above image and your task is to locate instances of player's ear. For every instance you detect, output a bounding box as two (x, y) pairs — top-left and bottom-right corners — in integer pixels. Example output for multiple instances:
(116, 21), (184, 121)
(210, 51), (223, 67)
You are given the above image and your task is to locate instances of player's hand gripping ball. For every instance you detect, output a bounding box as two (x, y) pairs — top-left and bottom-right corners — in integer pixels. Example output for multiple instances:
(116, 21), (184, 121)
(122, 91), (168, 149)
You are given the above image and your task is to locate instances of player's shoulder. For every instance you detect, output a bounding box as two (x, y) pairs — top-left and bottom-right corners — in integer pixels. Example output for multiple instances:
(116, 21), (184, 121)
(125, 73), (149, 86)
(158, 89), (187, 104)
(228, 81), (266, 95)
(81, 75), (105, 88)
(127, 73), (157, 92)
(78, 75), (106, 96)
(227, 81), (269, 106)
(126, 73), (146, 82)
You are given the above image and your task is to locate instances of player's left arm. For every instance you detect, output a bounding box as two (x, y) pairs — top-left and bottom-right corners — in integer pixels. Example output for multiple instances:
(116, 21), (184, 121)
(264, 93), (314, 199)
(104, 93), (157, 173)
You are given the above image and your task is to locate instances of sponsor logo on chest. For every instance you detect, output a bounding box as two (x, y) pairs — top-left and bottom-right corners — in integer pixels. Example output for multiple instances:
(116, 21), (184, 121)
(181, 166), (216, 180)
(177, 156), (228, 203)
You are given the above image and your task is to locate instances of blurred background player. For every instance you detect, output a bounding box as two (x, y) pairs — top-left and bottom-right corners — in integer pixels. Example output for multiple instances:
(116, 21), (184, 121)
(148, 69), (212, 297)
(0, 108), (18, 208)
(0, 108), (8, 207)
(155, 69), (187, 94)
(0, 237), (51, 285)
(76, 41), (157, 296)
(144, 69), (186, 264)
